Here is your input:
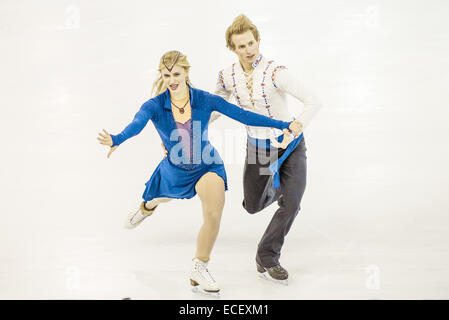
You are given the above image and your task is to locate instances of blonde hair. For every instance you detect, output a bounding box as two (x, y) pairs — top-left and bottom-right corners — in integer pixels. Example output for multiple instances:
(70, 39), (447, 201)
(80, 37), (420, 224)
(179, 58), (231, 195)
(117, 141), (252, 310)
(151, 50), (193, 97)
(225, 14), (260, 50)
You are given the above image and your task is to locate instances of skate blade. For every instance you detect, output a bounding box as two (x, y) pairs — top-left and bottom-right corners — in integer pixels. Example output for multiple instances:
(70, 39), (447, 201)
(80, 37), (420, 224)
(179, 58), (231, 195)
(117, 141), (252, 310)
(258, 271), (289, 286)
(190, 280), (220, 298)
(124, 216), (146, 230)
(191, 285), (221, 298)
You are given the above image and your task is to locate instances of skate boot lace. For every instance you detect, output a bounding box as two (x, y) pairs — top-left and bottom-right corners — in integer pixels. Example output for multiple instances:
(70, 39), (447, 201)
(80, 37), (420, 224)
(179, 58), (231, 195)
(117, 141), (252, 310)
(194, 260), (216, 283)
(271, 265), (288, 275)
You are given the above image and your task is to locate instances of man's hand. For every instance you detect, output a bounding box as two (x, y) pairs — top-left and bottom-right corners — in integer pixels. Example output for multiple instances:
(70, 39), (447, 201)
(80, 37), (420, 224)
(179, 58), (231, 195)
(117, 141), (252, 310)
(270, 129), (294, 149)
(288, 120), (303, 137)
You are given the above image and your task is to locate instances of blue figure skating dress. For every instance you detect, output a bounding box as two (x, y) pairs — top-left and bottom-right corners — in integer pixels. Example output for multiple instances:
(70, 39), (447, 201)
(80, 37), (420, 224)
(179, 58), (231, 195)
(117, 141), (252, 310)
(110, 86), (291, 202)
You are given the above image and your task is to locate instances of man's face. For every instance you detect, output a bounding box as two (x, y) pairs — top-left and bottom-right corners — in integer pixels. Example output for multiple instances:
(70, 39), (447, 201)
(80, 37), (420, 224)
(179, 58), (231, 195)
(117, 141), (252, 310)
(231, 30), (260, 66)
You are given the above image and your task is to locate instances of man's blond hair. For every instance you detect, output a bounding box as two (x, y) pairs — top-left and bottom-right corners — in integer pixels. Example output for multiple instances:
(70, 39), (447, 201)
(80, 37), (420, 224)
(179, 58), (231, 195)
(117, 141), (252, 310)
(225, 14), (260, 50)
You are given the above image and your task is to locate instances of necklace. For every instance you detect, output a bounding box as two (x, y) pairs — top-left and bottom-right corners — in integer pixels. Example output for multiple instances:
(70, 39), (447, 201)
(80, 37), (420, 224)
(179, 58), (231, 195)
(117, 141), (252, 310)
(171, 98), (189, 114)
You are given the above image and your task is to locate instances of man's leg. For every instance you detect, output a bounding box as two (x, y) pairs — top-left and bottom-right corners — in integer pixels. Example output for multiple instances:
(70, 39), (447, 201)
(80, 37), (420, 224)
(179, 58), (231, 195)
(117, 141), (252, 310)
(242, 143), (284, 214)
(256, 138), (307, 267)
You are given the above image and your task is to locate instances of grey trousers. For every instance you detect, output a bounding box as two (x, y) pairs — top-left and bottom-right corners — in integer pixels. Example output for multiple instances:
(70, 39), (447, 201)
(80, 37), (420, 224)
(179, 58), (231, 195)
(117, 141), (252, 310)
(242, 137), (307, 268)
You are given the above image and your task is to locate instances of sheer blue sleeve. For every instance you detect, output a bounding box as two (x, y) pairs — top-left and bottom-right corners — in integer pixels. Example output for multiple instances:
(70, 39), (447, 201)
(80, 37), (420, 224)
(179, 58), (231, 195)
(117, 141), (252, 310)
(207, 93), (290, 130)
(110, 100), (155, 147)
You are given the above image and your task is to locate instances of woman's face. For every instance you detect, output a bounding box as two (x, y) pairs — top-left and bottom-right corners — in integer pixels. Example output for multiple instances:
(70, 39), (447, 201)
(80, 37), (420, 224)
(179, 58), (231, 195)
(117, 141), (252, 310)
(161, 64), (188, 94)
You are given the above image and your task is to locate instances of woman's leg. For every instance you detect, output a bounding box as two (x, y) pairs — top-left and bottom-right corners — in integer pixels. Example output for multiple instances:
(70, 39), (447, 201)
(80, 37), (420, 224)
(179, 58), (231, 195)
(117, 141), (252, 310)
(125, 197), (172, 229)
(143, 197), (172, 212)
(194, 172), (225, 262)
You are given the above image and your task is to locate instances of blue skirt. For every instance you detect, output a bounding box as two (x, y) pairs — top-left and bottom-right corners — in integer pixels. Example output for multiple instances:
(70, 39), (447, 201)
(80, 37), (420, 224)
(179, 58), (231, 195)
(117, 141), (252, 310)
(142, 158), (228, 201)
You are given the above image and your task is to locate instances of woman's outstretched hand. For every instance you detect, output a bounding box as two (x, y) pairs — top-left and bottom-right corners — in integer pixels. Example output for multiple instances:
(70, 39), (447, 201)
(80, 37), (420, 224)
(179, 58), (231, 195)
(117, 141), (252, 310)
(288, 120), (303, 137)
(97, 129), (118, 158)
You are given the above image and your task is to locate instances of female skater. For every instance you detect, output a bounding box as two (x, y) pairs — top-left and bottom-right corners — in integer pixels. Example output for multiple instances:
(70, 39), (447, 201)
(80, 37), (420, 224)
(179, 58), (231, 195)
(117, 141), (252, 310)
(97, 51), (302, 294)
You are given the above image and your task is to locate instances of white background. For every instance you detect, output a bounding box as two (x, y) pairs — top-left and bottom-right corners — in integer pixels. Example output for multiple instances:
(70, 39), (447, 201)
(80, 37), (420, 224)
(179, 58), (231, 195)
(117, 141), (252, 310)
(1, 0), (448, 299)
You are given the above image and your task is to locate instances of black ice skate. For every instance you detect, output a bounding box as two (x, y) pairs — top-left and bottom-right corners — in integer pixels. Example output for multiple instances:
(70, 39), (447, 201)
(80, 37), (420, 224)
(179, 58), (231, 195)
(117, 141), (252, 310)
(257, 263), (289, 286)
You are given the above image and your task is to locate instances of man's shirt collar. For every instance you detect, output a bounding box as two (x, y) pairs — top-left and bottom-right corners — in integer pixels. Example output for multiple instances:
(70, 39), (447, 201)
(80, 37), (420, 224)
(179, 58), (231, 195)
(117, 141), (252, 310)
(252, 54), (263, 68)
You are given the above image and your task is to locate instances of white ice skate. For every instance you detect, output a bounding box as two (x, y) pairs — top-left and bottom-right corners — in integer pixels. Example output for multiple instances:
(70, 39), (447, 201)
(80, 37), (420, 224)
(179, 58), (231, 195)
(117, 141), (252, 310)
(257, 263), (289, 286)
(190, 258), (220, 297)
(124, 202), (157, 229)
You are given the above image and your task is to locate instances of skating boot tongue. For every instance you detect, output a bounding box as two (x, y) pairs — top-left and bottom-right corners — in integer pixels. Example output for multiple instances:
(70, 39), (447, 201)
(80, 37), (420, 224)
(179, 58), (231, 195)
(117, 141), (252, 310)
(190, 258), (220, 295)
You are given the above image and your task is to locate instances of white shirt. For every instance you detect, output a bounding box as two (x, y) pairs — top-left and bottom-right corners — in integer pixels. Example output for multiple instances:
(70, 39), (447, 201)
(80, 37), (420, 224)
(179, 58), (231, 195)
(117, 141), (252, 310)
(212, 54), (322, 139)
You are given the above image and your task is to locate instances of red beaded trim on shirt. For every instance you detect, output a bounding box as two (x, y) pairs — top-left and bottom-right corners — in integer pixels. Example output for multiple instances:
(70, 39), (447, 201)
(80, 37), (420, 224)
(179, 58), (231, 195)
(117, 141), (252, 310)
(271, 66), (287, 88)
(261, 60), (279, 136)
(218, 70), (226, 90)
(261, 60), (275, 118)
(231, 63), (242, 107)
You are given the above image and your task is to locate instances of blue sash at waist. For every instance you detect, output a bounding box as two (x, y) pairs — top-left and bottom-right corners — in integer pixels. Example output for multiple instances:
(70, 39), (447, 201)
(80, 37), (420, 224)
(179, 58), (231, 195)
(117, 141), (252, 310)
(247, 133), (304, 188)
(247, 134), (283, 150)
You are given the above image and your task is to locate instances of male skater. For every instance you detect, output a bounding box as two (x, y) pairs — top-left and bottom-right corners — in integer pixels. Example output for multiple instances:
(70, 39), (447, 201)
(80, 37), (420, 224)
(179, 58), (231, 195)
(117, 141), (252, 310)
(211, 14), (322, 283)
